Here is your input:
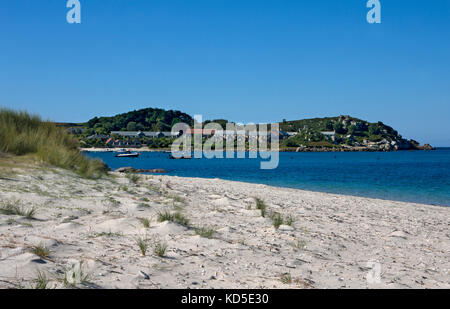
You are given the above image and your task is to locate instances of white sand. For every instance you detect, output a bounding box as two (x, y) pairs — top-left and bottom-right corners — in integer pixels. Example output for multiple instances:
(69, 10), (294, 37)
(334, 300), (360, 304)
(0, 166), (448, 289)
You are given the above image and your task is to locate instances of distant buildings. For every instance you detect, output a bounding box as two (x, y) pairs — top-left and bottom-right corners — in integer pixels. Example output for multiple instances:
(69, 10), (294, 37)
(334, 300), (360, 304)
(320, 131), (337, 142)
(86, 134), (109, 140)
(105, 138), (141, 147)
(84, 129), (292, 148)
(110, 131), (180, 138)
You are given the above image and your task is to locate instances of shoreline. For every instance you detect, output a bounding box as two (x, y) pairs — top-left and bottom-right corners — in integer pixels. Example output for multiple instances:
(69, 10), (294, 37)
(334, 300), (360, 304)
(80, 147), (437, 153)
(162, 175), (450, 209)
(156, 176), (450, 208)
(82, 148), (449, 207)
(113, 168), (450, 208)
(0, 165), (449, 289)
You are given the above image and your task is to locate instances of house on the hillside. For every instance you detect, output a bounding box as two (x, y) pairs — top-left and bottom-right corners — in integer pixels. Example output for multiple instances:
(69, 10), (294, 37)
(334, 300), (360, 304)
(110, 131), (145, 138)
(87, 134), (109, 140)
(320, 131), (336, 142)
(110, 131), (180, 138)
(186, 129), (216, 136)
(67, 127), (85, 134)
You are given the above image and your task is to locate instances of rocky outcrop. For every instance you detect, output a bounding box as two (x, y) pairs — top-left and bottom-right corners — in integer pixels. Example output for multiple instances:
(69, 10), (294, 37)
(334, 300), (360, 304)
(417, 144), (435, 150)
(115, 167), (166, 173)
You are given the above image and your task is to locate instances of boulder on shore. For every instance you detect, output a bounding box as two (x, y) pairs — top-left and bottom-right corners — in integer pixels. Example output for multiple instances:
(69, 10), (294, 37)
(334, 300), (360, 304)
(114, 167), (166, 174)
(421, 144), (435, 150)
(115, 166), (133, 173)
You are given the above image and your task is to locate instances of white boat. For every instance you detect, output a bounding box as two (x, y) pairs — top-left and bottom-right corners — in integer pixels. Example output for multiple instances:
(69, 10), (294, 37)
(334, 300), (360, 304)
(115, 151), (140, 158)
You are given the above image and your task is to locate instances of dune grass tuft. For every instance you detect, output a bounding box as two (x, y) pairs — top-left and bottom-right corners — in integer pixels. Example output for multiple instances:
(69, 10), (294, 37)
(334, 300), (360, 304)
(153, 241), (168, 257)
(0, 109), (108, 179)
(126, 173), (140, 184)
(136, 237), (149, 256)
(63, 261), (90, 287)
(30, 243), (50, 259)
(24, 207), (37, 219)
(0, 201), (36, 219)
(157, 211), (190, 226)
(254, 197), (267, 217)
(271, 213), (284, 229)
(33, 270), (50, 289)
(280, 273), (293, 284)
(285, 215), (294, 226)
(140, 218), (151, 228)
(157, 210), (173, 222)
(195, 226), (216, 239)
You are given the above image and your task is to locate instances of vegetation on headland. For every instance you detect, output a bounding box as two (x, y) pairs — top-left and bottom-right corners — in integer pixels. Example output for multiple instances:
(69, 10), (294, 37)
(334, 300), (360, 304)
(84, 107), (192, 135)
(279, 115), (434, 151)
(59, 107), (433, 151)
(0, 109), (108, 178)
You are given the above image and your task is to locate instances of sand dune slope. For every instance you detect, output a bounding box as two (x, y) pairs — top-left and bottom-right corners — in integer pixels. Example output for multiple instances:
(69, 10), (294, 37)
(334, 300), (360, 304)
(0, 166), (448, 289)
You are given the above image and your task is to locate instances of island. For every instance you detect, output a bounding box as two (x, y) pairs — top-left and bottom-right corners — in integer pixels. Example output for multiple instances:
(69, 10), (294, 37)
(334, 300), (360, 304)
(57, 108), (434, 152)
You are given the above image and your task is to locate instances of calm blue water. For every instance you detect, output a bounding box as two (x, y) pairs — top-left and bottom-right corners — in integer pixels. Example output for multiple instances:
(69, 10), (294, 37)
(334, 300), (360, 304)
(85, 148), (450, 207)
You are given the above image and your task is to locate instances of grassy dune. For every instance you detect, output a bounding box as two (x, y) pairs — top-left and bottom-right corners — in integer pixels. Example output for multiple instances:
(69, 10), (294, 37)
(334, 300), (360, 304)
(0, 109), (108, 178)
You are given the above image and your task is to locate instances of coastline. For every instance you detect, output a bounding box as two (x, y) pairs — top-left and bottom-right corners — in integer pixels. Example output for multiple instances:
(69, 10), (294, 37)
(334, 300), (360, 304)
(80, 147), (437, 153)
(82, 148), (450, 207)
(0, 165), (448, 289)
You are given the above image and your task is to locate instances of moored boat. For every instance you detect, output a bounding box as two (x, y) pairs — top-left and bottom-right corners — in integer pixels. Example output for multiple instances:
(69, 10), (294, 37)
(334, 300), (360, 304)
(115, 151), (141, 158)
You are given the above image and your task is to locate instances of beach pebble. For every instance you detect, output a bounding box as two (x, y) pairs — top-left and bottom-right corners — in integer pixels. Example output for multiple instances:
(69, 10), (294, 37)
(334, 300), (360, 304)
(389, 230), (408, 239)
(278, 225), (294, 231)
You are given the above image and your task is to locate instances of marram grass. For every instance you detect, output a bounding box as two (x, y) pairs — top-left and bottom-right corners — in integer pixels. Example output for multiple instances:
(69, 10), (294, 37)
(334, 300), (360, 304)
(0, 109), (108, 179)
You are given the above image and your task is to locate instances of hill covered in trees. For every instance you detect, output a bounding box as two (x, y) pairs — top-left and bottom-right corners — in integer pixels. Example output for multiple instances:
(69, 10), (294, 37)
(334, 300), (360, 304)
(85, 108), (193, 135)
(61, 108), (433, 151)
(278, 115), (433, 151)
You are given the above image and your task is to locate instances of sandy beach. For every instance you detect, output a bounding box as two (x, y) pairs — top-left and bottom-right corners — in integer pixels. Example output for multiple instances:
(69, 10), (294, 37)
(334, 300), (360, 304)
(0, 165), (448, 289)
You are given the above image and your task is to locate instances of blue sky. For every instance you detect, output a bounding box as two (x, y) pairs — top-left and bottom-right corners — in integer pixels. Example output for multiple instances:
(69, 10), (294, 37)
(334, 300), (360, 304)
(0, 0), (449, 146)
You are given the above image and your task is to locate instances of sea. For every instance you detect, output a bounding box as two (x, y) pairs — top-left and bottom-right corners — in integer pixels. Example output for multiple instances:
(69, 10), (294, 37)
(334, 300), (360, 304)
(85, 148), (450, 207)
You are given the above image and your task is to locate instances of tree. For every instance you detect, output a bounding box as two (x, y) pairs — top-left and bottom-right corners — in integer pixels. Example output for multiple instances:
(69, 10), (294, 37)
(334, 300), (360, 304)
(285, 139), (298, 147)
(136, 123), (145, 131)
(87, 117), (99, 128)
(333, 122), (347, 134)
(95, 127), (107, 135)
(348, 125), (357, 135)
(368, 123), (380, 135)
(127, 121), (137, 131)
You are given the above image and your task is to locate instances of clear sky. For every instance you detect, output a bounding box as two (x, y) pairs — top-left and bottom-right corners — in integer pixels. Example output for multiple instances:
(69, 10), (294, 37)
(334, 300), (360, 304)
(1, 0), (449, 146)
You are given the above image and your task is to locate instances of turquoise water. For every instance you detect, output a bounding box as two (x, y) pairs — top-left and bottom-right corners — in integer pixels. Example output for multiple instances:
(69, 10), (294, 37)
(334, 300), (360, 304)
(85, 148), (450, 206)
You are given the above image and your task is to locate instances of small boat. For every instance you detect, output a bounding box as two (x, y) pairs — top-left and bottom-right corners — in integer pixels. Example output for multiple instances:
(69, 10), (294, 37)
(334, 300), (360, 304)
(115, 151), (141, 158)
